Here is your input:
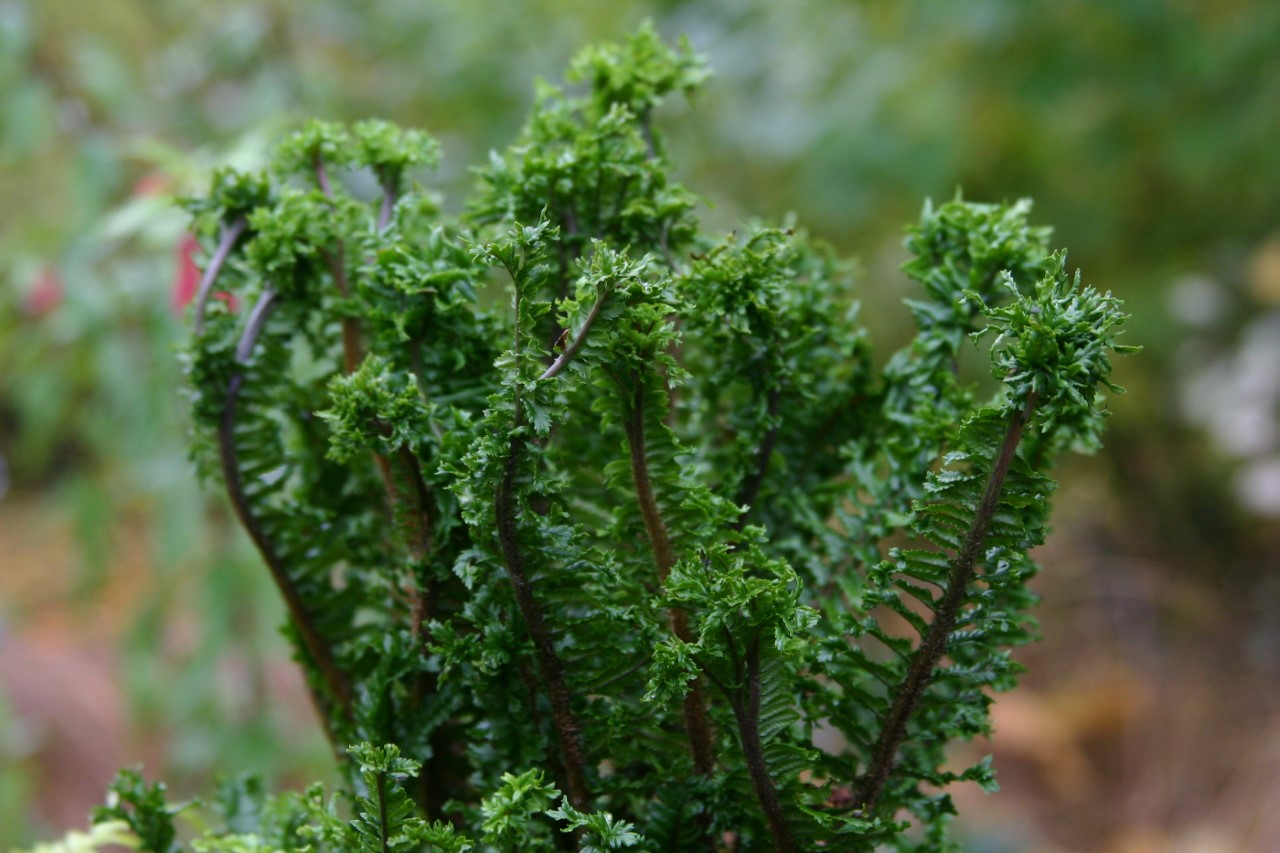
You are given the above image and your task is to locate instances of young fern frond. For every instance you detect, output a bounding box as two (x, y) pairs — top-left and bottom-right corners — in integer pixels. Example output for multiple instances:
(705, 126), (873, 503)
(146, 25), (1137, 853)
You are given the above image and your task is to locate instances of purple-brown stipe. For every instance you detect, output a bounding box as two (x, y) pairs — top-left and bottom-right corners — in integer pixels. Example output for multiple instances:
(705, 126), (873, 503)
(193, 217), (247, 335)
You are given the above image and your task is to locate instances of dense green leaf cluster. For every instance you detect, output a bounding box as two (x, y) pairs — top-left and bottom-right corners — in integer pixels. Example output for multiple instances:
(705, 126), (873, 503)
(134, 25), (1132, 852)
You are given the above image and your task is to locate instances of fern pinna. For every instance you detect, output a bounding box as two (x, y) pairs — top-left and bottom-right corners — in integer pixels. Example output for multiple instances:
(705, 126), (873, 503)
(132, 24), (1135, 853)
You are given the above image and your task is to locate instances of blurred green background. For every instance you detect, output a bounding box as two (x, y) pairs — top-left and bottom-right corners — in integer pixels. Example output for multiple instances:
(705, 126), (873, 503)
(2, 1), (1278, 850)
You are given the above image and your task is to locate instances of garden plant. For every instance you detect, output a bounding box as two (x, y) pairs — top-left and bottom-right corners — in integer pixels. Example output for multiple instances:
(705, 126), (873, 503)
(86, 27), (1133, 852)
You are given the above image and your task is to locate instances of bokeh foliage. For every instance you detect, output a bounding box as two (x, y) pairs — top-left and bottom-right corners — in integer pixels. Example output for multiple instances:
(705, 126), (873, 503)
(1, 0), (1276, 848)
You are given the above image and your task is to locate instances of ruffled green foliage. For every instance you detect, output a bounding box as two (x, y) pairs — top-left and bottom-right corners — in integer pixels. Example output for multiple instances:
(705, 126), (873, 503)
(93, 769), (188, 853)
(147, 25), (1134, 852)
(298, 744), (470, 853)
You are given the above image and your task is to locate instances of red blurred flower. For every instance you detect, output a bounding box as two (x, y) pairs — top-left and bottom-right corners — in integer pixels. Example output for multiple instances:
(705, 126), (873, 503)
(24, 267), (63, 316)
(131, 172), (171, 198)
(173, 233), (238, 315)
(172, 233), (201, 313)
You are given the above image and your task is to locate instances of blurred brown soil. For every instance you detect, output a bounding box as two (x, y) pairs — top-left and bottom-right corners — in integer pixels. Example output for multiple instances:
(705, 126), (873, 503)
(0, 493), (145, 833)
(1, 491), (323, 843)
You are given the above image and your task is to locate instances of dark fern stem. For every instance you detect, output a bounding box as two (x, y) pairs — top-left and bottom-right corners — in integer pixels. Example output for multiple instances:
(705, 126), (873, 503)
(312, 151), (367, 381)
(854, 392), (1039, 811)
(313, 149), (405, 524)
(376, 429), (452, 820)
(375, 772), (391, 853)
(494, 436), (592, 811)
(541, 290), (607, 381)
(733, 386), (781, 531)
(622, 379), (718, 778)
(732, 635), (797, 853)
(192, 216), (246, 336)
(622, 378), (718, 852)
(217, 288), (353, 744)
(696, 625), (797, 851)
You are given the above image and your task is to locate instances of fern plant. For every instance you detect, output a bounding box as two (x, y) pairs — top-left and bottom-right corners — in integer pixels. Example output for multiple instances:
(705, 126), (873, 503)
(92, 25), (1133, 852)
